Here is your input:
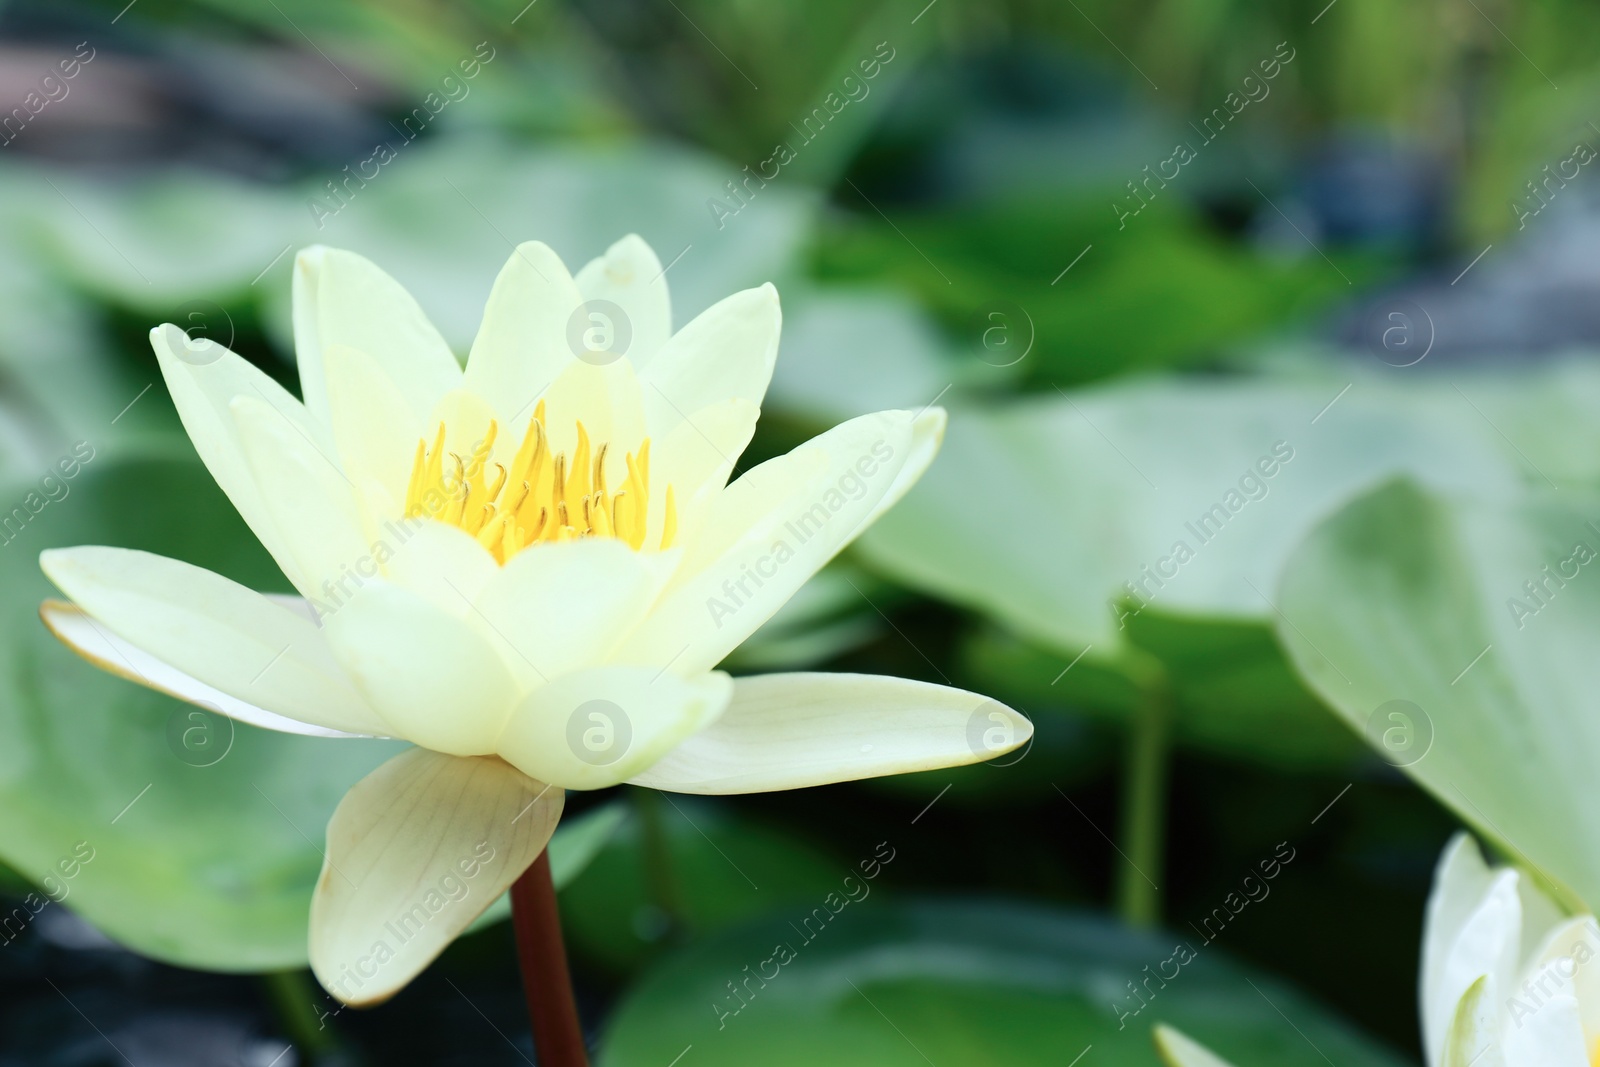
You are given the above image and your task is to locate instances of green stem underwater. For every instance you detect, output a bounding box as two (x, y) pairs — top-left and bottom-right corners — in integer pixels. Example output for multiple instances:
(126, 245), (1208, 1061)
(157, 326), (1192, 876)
(511, 851), (589, 1067)
(1117, 668), (1171, 929)
(261, 968), (342, 1060)
(631, 786), (689, 946)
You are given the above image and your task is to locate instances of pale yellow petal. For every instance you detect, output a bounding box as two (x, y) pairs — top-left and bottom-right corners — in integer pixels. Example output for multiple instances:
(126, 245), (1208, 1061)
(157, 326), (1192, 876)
(573, 233), (672, 366)
(379, 520), (500, 620)
(638, 283), (779, 439)
(322, 580), (519, 754)
(463, 241), (584, 426)
(231, 394), (371, 597)
(324, 342), (427, 506)
(293, 245), (461, 431)
(619, 408), (927, 674)
(472, 538), (675, 687)
(628, 673), (1030, 794)
(496, 667), (732, 790)
(40, 547), (383, 735)
(149, 323), (311, 590)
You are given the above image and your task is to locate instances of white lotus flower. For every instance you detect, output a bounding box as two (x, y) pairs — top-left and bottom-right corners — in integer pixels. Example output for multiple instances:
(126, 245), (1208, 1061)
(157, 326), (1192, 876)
(1144, 836), (1600, 1067)
(1420, 833), (1600, 1067)
(39, 235), (1030, 1004)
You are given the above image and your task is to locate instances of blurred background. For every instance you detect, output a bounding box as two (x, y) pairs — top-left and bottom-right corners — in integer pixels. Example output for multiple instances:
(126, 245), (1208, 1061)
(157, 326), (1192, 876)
(0, 0), (1596, 1063)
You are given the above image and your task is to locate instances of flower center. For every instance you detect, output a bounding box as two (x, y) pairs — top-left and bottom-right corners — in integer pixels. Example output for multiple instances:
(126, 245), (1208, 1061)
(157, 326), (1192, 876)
(402, 400), (676, 564)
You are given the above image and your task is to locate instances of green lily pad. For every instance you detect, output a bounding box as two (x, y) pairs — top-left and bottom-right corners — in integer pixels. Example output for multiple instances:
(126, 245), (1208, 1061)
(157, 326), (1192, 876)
(18, 138), (817, 358)
(963, 616), (1357, 770)
(1275, 477), (1600, 910)
(598, 898), (1409, 1067)
(851, 366), (1600, 766)
(857, 372), (1533, 662)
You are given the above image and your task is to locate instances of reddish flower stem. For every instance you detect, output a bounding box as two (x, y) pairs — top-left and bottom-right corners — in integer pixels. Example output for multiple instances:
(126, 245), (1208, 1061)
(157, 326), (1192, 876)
(510, 851), (589, 1067)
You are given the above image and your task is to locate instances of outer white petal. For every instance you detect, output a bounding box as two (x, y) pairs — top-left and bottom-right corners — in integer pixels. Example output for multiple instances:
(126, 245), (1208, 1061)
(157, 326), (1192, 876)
(149, 323), (310, 588)
(39, 546), (382, 736)
(310, 749), (562, 1007)
(472, 539), (677, 688)
(1501, 990), (1590, 1067)
(627, 673), (1032, 794)
(618, 408), (935, 675)
(463, 241), (584, 426)
(293, 246), (461, 431)
(1152, 1025), (1239, 1067)
(1437, 975), (1504, 1067)
(1426, 869), (1523, 1067)
(857, 407), (946, 531)
(231, 394), (371, 597)
(41, 600), (366, 738)
(573, 234), (672, 367)
(322, 581), (519, 755)
(638, 283), (779, 439)
(1422, 834), (1501, 1062)
(496, 667), (732, 790)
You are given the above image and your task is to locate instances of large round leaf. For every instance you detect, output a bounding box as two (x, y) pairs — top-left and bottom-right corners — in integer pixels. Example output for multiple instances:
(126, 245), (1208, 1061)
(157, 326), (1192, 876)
(599, 898), (1409, 1067)
(20, 138), (816, 364)
(856, 371), (1549, 664)
(1276, 477), (1600, 910)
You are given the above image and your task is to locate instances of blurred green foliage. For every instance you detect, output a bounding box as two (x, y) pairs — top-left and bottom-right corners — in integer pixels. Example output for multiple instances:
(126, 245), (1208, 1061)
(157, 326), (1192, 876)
(3, 0), (1598, 1060)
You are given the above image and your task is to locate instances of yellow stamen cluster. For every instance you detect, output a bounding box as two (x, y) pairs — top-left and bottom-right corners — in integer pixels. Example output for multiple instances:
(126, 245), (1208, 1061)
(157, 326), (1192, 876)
(402, 401), (676, 564)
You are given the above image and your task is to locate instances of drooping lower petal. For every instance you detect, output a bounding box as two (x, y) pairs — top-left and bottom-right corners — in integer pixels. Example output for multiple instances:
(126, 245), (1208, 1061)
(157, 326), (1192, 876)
(627, 672), (1031, 794)
(40, 546), (383, 736)
(310, 749), (562, 1006)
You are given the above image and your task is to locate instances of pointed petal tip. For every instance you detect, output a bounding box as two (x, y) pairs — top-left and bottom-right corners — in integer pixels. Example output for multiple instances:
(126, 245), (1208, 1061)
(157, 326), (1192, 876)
(610, 232), (653, 256)
(510, 239), (562, 263)
(37, 546), (69, 581)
